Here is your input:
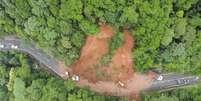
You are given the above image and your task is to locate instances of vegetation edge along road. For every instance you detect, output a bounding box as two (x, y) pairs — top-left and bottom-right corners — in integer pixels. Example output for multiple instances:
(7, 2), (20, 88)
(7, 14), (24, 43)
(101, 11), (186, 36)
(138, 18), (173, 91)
(1, 35), (201, 101)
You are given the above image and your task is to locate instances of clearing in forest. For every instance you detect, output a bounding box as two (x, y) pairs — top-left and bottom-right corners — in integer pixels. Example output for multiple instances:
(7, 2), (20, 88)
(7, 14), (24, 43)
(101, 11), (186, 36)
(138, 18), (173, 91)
(60, 24), (158, 100)
(71, 24), (135, 82)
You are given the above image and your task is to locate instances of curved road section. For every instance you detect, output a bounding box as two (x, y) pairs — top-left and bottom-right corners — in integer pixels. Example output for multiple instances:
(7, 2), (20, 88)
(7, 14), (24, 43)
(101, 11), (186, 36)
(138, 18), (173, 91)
(0, 36), (68, 79)
(1, 36), (201, 97)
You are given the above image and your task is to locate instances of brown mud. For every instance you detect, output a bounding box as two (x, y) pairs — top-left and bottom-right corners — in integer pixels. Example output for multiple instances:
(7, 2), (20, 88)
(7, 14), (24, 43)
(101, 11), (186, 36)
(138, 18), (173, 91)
(58, 24), (158, 100)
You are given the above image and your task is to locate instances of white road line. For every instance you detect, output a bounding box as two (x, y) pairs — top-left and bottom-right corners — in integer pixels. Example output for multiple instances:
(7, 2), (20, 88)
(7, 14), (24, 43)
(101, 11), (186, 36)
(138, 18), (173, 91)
(152, 76), (197, 84)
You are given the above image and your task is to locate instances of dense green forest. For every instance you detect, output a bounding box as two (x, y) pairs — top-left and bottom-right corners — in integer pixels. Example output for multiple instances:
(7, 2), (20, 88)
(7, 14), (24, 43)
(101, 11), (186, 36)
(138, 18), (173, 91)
(0, 0), (201, 101)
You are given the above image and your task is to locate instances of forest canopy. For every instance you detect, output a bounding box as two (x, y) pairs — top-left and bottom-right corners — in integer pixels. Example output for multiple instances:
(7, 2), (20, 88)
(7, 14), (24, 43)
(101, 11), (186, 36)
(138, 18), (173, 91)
(0, 0), (201, 101)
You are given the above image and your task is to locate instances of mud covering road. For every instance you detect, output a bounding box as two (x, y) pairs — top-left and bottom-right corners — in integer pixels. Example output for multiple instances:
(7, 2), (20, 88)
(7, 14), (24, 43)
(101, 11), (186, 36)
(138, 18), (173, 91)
(0, 23), (158, 101)
(59, 24), (158, 100)
(1, 30), (201, 100)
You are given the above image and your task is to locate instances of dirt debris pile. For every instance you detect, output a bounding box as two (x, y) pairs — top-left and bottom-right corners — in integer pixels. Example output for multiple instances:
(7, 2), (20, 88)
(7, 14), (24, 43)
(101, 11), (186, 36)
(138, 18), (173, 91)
(71, 24), (135, 83)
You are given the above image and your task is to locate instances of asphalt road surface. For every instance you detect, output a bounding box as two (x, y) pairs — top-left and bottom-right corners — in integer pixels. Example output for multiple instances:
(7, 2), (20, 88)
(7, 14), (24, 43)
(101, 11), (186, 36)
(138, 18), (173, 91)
(0, 36), (68, 79)
(1, 36), (201, 92)
(145, 73), (201, 92)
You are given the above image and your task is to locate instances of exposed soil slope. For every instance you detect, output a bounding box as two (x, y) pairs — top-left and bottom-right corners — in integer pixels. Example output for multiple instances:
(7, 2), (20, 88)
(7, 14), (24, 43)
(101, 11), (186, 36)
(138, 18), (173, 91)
(61, 24), (158, 100)
(70, 24), (115, 82)
(71, 24), (136, 83)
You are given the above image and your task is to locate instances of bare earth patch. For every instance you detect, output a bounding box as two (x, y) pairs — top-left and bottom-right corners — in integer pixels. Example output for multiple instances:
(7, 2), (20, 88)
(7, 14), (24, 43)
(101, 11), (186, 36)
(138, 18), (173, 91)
(71, 24), (136, 83)
(58, 24), (158, 100)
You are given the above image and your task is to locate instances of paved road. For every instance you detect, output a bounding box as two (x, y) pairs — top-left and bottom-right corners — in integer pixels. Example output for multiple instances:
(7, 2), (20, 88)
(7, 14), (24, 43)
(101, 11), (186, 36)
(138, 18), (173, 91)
(145, 73), (201, 92)
(1, 36), (201, 92)
(0, 36), (68, 79)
